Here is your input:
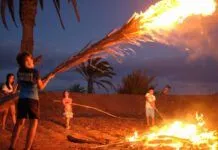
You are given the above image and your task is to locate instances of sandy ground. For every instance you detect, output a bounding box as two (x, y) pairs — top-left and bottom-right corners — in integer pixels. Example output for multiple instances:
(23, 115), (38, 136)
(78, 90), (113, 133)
(1, 116), (217, 150)
(1, 93), (218, 149)
(0, 117), (146, 150)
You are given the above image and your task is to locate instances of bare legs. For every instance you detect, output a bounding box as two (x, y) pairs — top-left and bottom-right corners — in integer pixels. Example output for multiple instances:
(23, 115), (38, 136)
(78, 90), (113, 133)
(1, 104), (16, 130)
(10, 104), (17, 125)
(146, 108), (155, 127)
(10, 119), (38, 150)
(25, 119), (38, 150)
(2, 109), (9, 130)
(152, 117), (155, 126)
(146, 116), (150, 126)
(146, 116), (155, 126)
(10, 119), (26, 149)
(66, 118), (71, 129)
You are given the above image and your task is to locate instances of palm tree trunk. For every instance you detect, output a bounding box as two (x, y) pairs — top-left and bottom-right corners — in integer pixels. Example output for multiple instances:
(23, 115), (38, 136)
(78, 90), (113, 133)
(87, 78), (94, 93)
(20, 0), (38, 54)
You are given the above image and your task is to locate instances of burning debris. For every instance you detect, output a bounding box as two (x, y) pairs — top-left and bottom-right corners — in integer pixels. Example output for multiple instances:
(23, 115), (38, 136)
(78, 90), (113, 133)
(126, 113), (218, 150)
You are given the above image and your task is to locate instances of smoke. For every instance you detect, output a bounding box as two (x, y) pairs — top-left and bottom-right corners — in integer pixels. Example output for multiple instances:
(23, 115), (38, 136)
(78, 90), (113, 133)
(165, 10), (218, 60)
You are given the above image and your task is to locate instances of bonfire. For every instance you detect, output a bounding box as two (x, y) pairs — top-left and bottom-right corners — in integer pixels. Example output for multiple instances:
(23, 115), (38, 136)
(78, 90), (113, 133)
(126, 113), (218, 149)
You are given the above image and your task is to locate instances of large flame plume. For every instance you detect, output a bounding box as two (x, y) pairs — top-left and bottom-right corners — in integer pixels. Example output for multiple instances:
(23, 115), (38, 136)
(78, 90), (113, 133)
(45, 0), (217, 79)
(135, 0), (216, 29)
(125, 0), (217, 49)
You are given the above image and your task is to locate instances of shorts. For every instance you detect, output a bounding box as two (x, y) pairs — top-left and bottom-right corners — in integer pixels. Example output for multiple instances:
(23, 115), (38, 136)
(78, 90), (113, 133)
(146, 108), (155, 118)
(63, 112), (73, 118)
(17, 98), (40, 119)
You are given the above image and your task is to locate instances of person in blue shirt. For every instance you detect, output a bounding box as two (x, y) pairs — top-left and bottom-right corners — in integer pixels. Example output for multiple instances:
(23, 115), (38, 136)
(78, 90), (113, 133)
(9, 52), (54, 150)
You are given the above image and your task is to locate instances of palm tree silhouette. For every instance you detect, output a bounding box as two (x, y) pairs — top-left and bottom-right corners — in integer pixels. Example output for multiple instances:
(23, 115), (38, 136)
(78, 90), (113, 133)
(76, 58), (116, 93)
(0, 0), (80, 54)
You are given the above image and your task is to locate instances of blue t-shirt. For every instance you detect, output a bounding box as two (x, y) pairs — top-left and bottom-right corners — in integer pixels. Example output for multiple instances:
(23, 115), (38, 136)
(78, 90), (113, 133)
(17, 68), (40, 100)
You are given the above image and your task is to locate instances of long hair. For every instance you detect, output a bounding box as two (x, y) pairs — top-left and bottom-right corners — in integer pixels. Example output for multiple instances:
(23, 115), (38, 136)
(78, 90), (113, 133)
(6, 73), (14, 90)
(63, 90), (69, 98)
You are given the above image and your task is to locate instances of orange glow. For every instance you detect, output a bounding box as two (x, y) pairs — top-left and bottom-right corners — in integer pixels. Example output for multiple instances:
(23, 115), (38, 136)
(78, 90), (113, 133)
(134, 0), (216, 31)
(126, 113), (218, 149)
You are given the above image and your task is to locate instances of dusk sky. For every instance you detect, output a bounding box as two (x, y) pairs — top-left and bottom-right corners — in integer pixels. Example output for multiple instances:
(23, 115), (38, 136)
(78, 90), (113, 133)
(1, 0), (218, 94)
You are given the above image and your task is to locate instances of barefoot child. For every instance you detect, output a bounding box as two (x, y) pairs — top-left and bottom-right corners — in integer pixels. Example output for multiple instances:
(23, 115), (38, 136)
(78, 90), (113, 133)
(9, 52), (54, 150)
(62, 90), (73, 129)
(145, 87), (156, 127)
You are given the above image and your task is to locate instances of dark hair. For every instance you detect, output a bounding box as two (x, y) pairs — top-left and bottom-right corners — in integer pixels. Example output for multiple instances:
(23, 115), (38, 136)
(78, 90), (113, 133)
(165, 85), (171, 89)
(16, 52), (32, 68)
(148, 87), (154, 91)
(6, 73), (14, 90)
(63, 90), (69, 97)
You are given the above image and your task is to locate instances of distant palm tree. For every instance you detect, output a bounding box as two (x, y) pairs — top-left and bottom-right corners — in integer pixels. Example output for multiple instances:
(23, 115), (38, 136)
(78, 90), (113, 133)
(75, 58), (116, 93)
(118, 69), (155, 95)
(0, 0), (80, 54)
(68, 83), (86, 93)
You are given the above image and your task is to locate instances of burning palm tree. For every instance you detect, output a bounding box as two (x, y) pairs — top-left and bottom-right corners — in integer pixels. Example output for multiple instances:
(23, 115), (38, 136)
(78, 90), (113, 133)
(0, 0), (80, 54)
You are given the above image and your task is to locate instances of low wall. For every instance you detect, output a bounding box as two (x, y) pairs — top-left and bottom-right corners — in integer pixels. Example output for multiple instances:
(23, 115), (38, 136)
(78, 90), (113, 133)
(39, 92), (218, 122)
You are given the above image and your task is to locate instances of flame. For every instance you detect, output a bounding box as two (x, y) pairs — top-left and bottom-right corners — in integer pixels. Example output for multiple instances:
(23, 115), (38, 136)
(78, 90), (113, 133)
(126, 113), (218, 149)
(134, 0), (216, 31)
(124, 0), (217, 48)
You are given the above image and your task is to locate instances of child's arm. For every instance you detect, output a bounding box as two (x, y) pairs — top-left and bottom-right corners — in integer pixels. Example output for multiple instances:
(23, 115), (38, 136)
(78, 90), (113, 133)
(151, 97), (156, 108)
(70, 98), (73, 105)
(2, 85), (8, 94)
(37, 74), (55, 90)
(145, 95), (156, 108)
(62, 99), (66, 106)
(12, 84), (18, 94)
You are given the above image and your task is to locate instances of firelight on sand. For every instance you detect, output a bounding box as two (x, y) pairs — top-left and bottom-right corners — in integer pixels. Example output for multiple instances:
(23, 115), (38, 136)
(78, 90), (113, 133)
(126, 113), (218, 149)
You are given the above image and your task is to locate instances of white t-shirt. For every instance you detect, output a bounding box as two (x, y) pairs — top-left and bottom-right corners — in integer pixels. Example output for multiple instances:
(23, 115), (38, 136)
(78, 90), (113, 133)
(145, 93), (156, 109)
(2, 84), (13, 94)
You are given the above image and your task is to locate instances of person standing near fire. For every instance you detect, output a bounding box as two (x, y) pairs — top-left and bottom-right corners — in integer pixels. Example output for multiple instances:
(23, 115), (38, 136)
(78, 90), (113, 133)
(160, 85), (171, 95)
(145, 87), (156, 126)
(9, 52), (55, 150)
(1, 73), (18, 130)
(62, 90), (74, 129)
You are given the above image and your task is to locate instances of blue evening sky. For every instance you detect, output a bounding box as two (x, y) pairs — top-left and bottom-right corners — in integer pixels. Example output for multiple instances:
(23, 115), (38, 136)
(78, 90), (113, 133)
(1, 0), (218, 94)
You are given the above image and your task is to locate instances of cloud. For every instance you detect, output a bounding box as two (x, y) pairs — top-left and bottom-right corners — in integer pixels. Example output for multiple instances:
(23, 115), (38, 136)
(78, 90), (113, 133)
(1, 35), (218, 94)
(0, 42), (84, 90)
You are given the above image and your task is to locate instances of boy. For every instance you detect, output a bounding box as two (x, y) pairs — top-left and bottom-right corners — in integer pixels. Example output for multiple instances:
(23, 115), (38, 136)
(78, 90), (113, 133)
(9, 52), (54, 150)
(161, 85), (171, 95)
(145, 87), (156, 126)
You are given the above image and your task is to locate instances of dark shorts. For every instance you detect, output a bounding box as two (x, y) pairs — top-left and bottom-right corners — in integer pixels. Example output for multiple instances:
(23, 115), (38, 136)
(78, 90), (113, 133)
(17, 98), (40, 119)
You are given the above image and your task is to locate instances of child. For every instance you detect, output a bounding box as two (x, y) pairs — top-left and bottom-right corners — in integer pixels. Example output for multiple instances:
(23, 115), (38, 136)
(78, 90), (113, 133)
(9, 52), (54, 150)
(1, 73), (18, 129)
(145, 87), (156, 126)
(62, 90), (73, 129)
(161, 85), (171, 95)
